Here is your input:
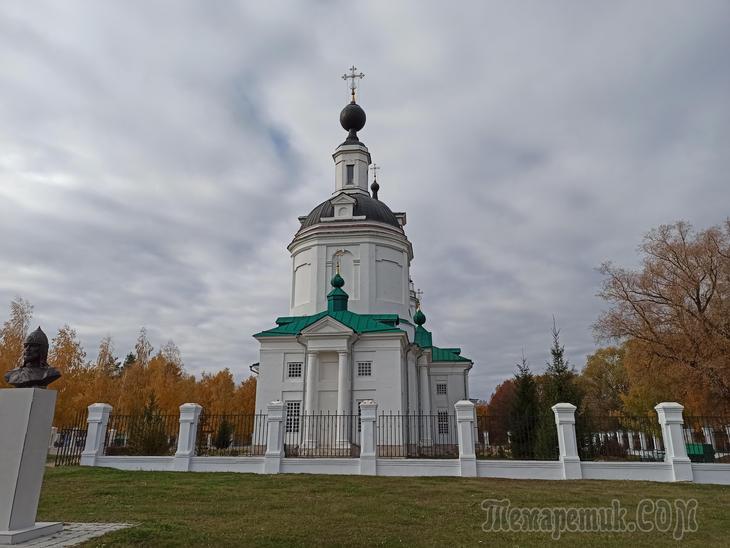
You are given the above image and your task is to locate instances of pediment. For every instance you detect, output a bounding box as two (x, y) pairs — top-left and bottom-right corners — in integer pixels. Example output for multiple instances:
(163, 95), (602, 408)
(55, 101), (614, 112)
(330, 193), (356, 205)
(301, 316), (354, 336)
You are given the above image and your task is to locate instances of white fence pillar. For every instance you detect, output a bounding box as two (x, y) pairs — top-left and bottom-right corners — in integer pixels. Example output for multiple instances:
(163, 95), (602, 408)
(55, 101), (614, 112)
(359, 400), (377, 475)
(655, 402), (693, 482)
(80, 403), (112, 467)
(173, 403), (202, 471)
(455, 400), (476, 477)
(264, 400), (285, 474)
(552, 403), (582, 480)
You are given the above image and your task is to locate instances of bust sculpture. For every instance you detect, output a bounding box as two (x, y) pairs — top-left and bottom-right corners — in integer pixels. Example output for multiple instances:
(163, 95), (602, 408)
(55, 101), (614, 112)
(4, 327), (61, 388)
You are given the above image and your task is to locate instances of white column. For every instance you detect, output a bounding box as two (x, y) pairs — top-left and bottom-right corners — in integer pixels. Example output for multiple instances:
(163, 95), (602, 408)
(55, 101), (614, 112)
(80, 402), (113, 467)
(336, 350), (351, 414)
(0, 388), (63, 543)
(639, 432), (648, 451)
(264, 400), (285, 474)
(655, 402), (693, 482)
(359, 400), (377, 475)
(336, 350), (351, 448)
(419, 364), (432, 446)
(551, 403), (582, 480)
(172, 403), (202, 471)
(303, 351), (318, 414)
(303, 351), (318, 448)
(455, 400), (477, 477)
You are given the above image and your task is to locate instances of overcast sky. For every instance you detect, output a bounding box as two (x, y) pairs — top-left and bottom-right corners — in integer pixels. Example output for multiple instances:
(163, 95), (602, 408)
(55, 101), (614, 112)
(1, 1), (728, 400)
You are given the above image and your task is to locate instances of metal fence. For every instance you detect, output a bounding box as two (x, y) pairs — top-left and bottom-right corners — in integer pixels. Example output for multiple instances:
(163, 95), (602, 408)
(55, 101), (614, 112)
(196, 414), (268, 456)
(576, 413), (664, 462)
(377, 413), (458, 458)
(284, 413), (361, 457)
(682, 416), (730, 463)
(53, 411), (88, 466)
(475, 413), (558, 460)
(103, 413), (179, 456)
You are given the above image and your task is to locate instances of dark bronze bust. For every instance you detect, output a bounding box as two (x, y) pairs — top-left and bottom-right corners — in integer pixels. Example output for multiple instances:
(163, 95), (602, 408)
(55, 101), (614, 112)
(4, 327), (61, 388)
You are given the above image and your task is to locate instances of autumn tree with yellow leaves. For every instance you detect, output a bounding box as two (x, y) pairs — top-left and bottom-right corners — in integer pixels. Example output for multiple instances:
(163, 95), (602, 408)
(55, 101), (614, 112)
(0, 300), (257, 425)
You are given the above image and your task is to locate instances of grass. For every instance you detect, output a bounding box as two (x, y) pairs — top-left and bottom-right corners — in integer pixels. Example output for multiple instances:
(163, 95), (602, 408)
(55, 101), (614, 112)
(39, 466), (729, 547)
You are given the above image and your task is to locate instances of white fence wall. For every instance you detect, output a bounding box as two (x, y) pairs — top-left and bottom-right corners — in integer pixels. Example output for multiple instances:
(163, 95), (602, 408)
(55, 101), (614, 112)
(80, 400), (730, 485)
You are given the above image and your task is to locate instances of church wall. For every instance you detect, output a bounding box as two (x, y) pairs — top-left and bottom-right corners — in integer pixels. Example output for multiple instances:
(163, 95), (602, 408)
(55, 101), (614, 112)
(255, 339), (306, 413)
(288, 229), (412, 319)
(428, 365), (472, 414)
(352, 335), (405, 413)
(316, 351), (339, 412)
(291, 248), (313, 310)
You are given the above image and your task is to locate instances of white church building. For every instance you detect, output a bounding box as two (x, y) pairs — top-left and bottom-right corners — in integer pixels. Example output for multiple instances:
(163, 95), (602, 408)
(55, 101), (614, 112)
(253, 78), (473, 432)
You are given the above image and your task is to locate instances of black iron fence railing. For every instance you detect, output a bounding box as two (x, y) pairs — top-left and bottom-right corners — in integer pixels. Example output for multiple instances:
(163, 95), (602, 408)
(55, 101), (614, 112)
(377, 413), (458, 458)
(475, 414), (558, 460)
(682, 416), (730, 463)
(103, 414), (179, 456)
(576, 413), (664, 462)
(284, 413), (360, 457)
(196, 414), (268, 456)
(53, 411), (88, 466)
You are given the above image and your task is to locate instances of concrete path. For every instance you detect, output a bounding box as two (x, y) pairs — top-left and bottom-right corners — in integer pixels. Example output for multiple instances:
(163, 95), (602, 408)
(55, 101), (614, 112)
(11, 523), (132, 547)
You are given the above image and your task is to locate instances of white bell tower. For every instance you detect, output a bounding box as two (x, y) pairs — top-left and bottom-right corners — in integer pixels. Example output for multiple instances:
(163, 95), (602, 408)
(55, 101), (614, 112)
(287, 68), (415, 322)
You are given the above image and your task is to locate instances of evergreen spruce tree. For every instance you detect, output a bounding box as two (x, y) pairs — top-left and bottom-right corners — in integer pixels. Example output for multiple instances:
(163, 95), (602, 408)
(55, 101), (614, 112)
(534, 319), (584, 459)
(128, 394), (171, 456)
(509, 354), (539, 458)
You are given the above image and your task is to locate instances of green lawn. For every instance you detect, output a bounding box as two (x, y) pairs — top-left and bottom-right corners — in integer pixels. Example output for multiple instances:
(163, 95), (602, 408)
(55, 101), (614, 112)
(39, 467), (729, 547)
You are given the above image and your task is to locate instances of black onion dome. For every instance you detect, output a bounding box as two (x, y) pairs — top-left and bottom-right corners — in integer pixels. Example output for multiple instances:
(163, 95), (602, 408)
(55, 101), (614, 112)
(340, 102), (366, 132)
(301, 194), (400, 229)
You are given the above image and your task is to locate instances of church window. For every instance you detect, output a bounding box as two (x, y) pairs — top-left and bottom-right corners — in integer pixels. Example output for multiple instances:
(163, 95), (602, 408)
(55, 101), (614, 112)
(285, 401), (301, 433)
(287, 362), (302, 379)
(437, 410), (449, 434)
(346, 164), (354, 185)
(357, 361), (372, 377)
(436, 382), (447, 395)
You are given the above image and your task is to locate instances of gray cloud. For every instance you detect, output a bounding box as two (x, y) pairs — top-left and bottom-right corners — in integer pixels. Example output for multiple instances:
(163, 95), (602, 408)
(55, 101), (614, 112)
(1, 1), (729, 400)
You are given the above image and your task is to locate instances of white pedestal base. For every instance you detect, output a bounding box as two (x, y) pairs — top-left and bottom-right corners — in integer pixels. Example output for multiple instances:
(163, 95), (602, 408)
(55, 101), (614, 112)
(0, 522), (63, 545)
(0, 388), (58, 543)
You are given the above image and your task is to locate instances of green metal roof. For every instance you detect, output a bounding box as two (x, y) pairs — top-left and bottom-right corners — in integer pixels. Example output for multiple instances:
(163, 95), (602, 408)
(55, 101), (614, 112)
(254, 311), (471, 363)
(414, 325), (432, 348)
(254, 311), (402, 337)
(430, 346), (471, 363)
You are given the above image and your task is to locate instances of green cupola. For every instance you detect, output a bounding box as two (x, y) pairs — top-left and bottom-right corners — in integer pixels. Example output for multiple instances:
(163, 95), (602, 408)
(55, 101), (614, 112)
(414, 308), (426, 326)
(327, 265), (349, 312)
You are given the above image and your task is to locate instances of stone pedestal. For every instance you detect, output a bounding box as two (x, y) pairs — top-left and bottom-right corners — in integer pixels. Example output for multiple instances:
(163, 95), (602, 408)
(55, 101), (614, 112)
(0, 388), (63, 544)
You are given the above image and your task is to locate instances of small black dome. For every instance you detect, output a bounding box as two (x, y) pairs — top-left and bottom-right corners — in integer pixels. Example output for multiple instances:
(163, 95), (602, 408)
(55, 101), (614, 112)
(301, 194), (400, 229)
(340, 102), (366, 133)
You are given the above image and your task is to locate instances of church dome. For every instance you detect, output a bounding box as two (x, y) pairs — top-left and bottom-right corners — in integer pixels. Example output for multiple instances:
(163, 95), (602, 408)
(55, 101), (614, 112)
(301, 194), (401, 229)
(340, 102), (366, 133)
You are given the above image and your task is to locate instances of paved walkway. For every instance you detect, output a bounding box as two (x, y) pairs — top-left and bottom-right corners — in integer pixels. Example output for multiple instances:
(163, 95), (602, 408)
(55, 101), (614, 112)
(14, 523), (132, 547)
